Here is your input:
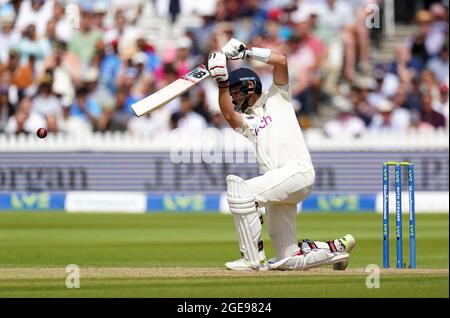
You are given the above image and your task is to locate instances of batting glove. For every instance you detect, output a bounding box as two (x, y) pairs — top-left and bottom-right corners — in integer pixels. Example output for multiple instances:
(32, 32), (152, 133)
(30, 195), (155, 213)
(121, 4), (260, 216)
(221, 38), (246, 60)
(208, 52), (229, 88)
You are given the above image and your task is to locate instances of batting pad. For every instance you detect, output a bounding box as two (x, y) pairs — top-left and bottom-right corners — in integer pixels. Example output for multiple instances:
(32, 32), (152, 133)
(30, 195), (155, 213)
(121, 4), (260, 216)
(226, 175), (262, 269)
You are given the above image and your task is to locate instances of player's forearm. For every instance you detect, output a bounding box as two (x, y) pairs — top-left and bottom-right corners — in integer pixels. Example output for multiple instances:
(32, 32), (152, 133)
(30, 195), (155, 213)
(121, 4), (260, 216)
(218, 88), (242, 129)
(267, 51), (288, 86)
(243, 46), (289, 85)
(266, 51), (287, 67)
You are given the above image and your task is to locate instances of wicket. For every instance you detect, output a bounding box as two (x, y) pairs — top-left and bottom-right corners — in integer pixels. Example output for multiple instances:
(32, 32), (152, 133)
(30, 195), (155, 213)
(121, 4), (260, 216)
(382, 161), (416, 269)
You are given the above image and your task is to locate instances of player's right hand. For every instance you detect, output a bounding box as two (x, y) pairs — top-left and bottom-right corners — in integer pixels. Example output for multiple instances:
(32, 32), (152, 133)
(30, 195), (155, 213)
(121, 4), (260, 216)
(221, 38), (246, 60)
(208, 52), (229, 87)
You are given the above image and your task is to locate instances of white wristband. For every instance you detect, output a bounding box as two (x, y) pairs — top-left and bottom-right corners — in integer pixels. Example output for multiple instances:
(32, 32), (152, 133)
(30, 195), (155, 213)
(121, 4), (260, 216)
(249, 47), (271, 64)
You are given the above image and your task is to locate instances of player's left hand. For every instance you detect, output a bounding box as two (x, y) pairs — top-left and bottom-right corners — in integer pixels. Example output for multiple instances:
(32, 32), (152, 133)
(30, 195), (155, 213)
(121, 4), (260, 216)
(221, 38), (246, 60)
(208, 52), (229, 87)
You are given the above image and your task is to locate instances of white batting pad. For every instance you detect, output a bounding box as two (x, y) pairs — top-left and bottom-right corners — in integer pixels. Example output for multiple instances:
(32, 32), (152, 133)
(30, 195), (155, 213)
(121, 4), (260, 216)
(226, 175), (261, 269)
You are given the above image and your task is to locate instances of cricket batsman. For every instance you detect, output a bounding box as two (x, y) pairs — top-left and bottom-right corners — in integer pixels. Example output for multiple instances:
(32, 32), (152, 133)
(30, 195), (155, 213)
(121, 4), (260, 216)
(207, 39), (356, 271)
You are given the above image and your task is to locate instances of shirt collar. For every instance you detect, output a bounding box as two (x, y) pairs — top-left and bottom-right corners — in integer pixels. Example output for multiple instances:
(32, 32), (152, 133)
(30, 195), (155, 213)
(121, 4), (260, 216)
(244, 91), (268, 115)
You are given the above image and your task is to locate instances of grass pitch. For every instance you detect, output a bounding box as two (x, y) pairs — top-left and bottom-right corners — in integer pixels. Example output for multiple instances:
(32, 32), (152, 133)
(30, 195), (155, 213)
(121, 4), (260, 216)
(0, 212), (447, 297)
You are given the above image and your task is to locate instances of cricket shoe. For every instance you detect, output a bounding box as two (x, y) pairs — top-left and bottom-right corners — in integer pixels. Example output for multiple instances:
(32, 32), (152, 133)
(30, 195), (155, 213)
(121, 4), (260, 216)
(225, 251), (268, 271)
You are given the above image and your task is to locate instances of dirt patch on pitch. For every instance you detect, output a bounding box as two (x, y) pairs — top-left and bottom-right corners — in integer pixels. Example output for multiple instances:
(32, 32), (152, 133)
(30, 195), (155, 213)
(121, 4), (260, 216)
(0, 267), (447, 280)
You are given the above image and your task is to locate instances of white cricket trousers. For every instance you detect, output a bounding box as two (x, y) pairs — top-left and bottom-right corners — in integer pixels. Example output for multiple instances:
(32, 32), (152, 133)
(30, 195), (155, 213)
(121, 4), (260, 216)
(246, 163), (315, 260)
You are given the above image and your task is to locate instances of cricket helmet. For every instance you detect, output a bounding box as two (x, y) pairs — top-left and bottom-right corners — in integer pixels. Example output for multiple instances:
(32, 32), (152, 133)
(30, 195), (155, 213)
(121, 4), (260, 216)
(228, 68), (262, 112)
(228, 68), (262, 95)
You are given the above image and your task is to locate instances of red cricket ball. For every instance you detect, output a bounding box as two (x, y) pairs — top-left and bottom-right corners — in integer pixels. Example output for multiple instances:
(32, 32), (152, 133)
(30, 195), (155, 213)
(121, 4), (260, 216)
(37, 128), (47, 139)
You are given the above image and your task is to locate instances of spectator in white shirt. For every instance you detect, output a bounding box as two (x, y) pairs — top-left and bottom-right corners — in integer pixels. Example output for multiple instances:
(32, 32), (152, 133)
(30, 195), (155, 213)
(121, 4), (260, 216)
(426, 44), (449, 84)
(14, 0), (54, 38)
(31, 81), (63, 119)
(6, 96), (46, 134)
(0, 9), (20, 63)
(369, 98), (410, 133)
(170, 92), (207, 134)
(323, 95), (366, 138)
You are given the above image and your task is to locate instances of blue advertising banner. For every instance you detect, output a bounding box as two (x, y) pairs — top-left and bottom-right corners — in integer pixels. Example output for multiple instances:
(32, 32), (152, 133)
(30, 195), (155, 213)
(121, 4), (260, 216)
(147, 193), (222, 212)
(301, 194), (377, 213)
(0, 192), (66, 211)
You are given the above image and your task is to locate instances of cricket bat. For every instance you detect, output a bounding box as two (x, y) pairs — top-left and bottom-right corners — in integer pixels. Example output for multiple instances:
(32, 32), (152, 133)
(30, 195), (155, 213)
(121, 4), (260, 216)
(131, 64), (210, 117)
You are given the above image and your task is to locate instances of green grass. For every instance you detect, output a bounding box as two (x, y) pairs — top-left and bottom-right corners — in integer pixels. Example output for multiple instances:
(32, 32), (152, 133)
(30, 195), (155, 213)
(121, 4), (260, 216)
(0, 212), (448, 297)
(0, 275), (447, 298)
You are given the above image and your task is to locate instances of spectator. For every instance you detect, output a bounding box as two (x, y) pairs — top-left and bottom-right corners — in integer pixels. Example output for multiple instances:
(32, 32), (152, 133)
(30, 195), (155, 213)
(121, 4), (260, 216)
(136, 37), (161, 74)
(170, 93), (207, 133)
(10, 52), (35, 93)
(91, 1), (109, 31)
(426, 43), (449, 84)
(94, 99), (124, 132)
(14, 0), (54, 38)
(421, 69), (440, 102)
(314, 0), (357, 86)
(433, 83), (449, 127)
(103, 9), (138, 58)
(0, 0), (448, 138)
(158, 36), (196, 78)
(421, 93), (446, 128)
(59, 98), (92, 135)
(0, 86), (15, 132)
(15, 24), (50, 70)
(70, 85), (101, 127)
(407, 9), (446, 71)
(128, 113), (160, 137)
(44, 18), (59, 51)
(31, 81), (62, 119)
(45, 113), (59, 133)
(323, 96), (366, 138)
(192, 89), (212, 123)
(5, 96), (46, 134)
(99, 39), (122, 93)
(41, 40), (81, 88)
(111, 88), (133, 128)
(369, 98), (410, 133)
(0, 8), (20, 63)
(389, 44), (418, 86)
(168, 0), (181, 24)
(68, 10), (102, 64)
(210, 112), (227, 131)
(290, 12), (326, 116)
(427, 4), (448, 57)
(82, 66), (115, 116)
(352, 76), (377, 126)
(403, 75), (424, 113)
(52, 0), (74, 43)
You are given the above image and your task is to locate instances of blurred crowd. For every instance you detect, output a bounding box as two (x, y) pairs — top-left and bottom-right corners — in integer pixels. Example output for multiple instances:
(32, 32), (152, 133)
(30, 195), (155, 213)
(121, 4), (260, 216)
(0, 0), (448, 138)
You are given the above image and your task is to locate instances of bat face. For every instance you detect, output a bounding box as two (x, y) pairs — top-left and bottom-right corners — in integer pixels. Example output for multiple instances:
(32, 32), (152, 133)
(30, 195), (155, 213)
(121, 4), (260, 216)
(131, 65), (211, 117)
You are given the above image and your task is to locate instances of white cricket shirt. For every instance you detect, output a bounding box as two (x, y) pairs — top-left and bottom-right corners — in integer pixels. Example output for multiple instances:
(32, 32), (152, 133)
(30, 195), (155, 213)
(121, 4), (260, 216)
(238, 83), (313, 173)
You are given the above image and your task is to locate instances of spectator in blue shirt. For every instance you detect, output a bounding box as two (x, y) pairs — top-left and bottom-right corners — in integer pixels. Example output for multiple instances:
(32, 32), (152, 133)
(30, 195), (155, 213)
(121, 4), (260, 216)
(70, 85), (102, 126)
